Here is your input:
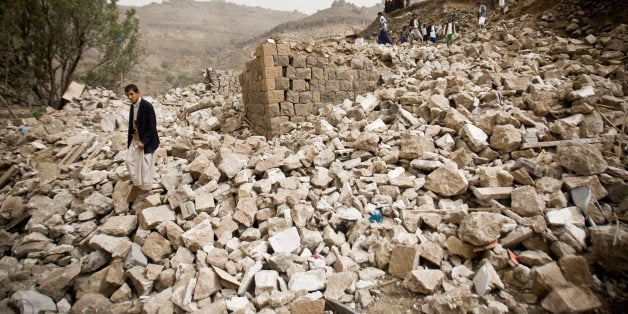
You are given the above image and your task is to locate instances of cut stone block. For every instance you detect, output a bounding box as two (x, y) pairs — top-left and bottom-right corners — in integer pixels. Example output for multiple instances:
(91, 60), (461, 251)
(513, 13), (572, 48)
(388, 245), (419, 278)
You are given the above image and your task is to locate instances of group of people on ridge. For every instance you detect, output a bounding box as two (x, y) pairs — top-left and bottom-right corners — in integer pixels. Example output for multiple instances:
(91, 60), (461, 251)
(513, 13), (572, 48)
(377, 12), (457, 50)
(377, 1), (507, 47)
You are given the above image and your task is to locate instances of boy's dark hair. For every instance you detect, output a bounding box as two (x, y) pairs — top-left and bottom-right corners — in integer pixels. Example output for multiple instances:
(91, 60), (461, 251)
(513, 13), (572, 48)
(124, 84), (139, 93)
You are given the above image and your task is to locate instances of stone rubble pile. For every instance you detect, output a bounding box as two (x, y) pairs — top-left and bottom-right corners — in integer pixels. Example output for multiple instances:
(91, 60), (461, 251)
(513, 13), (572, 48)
(0, 8), (627, 314)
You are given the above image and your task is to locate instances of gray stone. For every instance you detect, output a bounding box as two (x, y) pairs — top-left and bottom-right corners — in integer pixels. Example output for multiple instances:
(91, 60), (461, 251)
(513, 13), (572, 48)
(11, 290), (57, 314)
(124, 242), (148, 269)
(472, 262), (504, 296)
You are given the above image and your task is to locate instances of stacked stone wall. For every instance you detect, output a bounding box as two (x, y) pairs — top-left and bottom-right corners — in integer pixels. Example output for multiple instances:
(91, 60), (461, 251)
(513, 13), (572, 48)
(240, 42), (379, 138)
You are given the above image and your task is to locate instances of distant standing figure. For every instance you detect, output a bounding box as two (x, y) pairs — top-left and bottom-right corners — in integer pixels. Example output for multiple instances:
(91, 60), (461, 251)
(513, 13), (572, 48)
(409, 14), (422, 44)
(477, 2), (487, 28)
(428, 24), (437, 43)
(377, 12), (394, 45)
(124, 84), (160, 206)
(445, 18), (457, 51)
(400, 26), (410, 44)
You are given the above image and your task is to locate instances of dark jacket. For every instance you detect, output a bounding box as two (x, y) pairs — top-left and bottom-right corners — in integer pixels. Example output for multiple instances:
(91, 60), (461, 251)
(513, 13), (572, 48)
(128, 98), (160, 154)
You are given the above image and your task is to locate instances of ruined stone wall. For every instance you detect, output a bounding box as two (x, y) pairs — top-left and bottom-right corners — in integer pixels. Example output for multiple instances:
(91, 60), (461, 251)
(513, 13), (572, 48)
(240, 42), (379, 138)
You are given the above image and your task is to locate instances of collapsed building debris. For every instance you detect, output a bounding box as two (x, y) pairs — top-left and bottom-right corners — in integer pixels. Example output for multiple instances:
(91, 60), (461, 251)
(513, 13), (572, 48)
(0, 1), (627, 313)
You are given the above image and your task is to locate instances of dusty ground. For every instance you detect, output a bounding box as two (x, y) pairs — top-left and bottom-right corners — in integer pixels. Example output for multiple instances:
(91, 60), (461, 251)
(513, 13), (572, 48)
(366, 277), (421, 313)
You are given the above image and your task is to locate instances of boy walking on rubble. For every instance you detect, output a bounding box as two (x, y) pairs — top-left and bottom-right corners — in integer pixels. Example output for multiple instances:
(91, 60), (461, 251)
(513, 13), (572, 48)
(124, 84), (160, 208)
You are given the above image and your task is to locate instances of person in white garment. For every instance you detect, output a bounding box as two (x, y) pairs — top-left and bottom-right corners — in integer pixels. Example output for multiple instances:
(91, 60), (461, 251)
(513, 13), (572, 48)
(124, 84), (159, 207)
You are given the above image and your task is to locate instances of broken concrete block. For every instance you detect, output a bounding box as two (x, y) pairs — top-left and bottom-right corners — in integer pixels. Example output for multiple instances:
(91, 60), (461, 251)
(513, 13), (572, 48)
(403, 268), (445, 294)
(517, 250), (553, 267)
(37, 260), (81, 301)
(530, 262), (569, 295)
(460, 124), (488, 152)
(11, 290), (57, 313)
(288, 269), (326, 292)
(142, 287), (175, 314)
(388, 245), (419, 278)
(541, 286), (601, 313)
(139, 205), (175, 229)
(290, 298), (325, 314)
(558, 255), (593, 285)
(255, 270), (279, 294)
(490, 124), (522, 153)
(89, 234), (132, 259)
(99, 215), (137, 236)
(324, 271), (357, 301)
(590, 225), (628, 275)
(556, 143), (608, 176)
(269, 226), (301, 254)
(141, 232), (172, 262)
(511, 185), (546, 217)
(445, 236), (474, 259)
(418, 240), (444, 267)
(126, 266), (154, 296)
(424, 166), (468, 197)
(181, 219), (214, 252)
(458, 212), (509, 246)
(473, 262), (504, 296)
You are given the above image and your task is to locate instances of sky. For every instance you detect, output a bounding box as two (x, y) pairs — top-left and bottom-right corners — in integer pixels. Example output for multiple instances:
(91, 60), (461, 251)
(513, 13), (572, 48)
(116, 0), (383, 15)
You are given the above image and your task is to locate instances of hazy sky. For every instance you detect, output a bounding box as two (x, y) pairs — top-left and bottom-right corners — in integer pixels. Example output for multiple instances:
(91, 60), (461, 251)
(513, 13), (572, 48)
(116, 0), (383, 15)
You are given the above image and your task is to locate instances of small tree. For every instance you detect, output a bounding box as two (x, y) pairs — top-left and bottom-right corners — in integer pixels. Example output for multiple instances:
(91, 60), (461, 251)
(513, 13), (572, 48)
(0, 0), (142, 109)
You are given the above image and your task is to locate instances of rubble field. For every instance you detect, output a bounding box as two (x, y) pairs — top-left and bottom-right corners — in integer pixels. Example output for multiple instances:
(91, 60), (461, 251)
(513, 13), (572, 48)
(0, 0), (626, 313)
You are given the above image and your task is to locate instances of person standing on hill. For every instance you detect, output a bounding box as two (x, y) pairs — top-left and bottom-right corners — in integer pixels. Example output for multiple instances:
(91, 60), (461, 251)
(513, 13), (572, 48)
(124, 84), (160, 206)
(377, 12), (394, 45)
(409, 13), (422, 44)
(445, 18), (457, 51)
(477, 2), (487, 29)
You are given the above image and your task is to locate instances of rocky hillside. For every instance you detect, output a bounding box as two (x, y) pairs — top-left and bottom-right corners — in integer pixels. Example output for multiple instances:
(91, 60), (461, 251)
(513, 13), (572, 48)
(208, 0), (382, 71)
(0, 0), (627, 313)
(120, 0), (306, 95)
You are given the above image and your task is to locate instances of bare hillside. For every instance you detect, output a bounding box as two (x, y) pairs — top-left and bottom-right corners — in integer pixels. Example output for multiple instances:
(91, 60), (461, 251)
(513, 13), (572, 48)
(120, 0), (306, 94)
(209, 0), (383, 70)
